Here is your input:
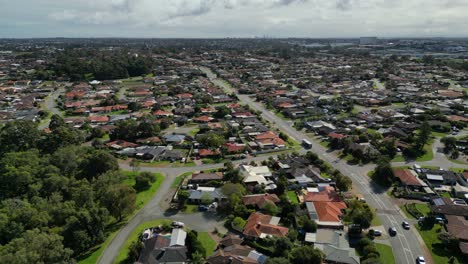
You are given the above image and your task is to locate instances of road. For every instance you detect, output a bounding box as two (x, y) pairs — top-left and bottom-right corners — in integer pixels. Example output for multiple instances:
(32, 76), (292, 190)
(101, 67), (434, 264)
(98, 169), (227, 264)
(200, 67), (429, 264)
(38, 87), (65, 130)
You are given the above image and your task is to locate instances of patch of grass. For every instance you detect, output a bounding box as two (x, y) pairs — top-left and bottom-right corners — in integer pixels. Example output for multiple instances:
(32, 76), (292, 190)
(371, 210), (382, 227)
(415, 203), (431, 216)
(122, 171), (164, 210)
(431, 131), (449, 138)
(189, 128), (200, 137)
(439, 192), (452, 198)
(392, 102), (405, 107)
(421, 165), (440, 170)
(375, 243), (395, 264)
(77, 222), (126, 264)
(172, 172), (192, 188)
(449, 158), (468, 165)
(172, 161), (196, 167)
(450, 168), (466, 173)
(319, 140), (330, 148)
(391, 154), (405, 162)
(181, 204), (199, 214)
(287, 191), (299, 205)
(417, 225), (464, 264)
(78, 172), (164, 264)
(415, 143), (434, 162)
(400, 205), (413, 219)
(197, 232), (217, 257)
(115, 219), (172, 264)
(320, 172), (331, 178)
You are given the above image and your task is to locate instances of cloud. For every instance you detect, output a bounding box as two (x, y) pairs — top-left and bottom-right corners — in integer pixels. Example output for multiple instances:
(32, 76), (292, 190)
(336, 0), (352, 11)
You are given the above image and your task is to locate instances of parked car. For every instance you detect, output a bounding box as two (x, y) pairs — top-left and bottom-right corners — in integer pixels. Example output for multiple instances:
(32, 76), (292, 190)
(370, 229), (382, 236)
(389, 227), (397, 236)
(172, 221), (185, 228)
(416, 256), (426, 264)
(198, 205), (209, 211)
(402, 221), (410, 229)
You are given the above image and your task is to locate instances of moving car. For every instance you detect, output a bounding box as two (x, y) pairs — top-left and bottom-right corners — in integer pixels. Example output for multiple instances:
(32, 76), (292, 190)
(416, 256), (426, 264)
(389, 227), (397, 236)
(402, 221), (410, 229)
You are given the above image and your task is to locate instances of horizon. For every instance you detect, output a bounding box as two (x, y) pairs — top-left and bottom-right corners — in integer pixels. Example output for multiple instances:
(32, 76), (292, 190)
(2, 0), (468, 38)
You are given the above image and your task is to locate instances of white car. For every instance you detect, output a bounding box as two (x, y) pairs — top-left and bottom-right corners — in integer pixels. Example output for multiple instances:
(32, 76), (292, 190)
(172, 221), (185, 228)
(416, 256), (426, 264)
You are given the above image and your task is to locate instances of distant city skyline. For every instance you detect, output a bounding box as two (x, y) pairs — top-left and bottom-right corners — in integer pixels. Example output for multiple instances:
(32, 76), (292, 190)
(2, 0), (468, 38)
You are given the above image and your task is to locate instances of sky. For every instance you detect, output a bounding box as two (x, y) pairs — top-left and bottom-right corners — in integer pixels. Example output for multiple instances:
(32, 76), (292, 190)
(1, 0), (468, 38)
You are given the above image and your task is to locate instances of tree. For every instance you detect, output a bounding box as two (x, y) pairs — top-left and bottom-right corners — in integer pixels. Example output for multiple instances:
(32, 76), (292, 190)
(214, 105), (231, 119)
(290, 246), (324, 264)
(266, 257), (291, 264)
(263, 200), (279, 215)
(344, 200), (374, 229)
(231, 217), (246, 231)
(438, 231), (459, 252)
(177, 190), (190, 208)
(100, 184), (136, 221)
(49, 114), (65, 130)
(301, 217), (317, 233)
(80, 149), (119, 180)
(415, 121), (431, 151)
(0, 229), (73, 264)
(186, 231), (206, 258)
(198, 132), (225, 149)
(134, 172), (156, 192)
(373, 158), (394, 187)
(274, 237), (293, 258)
(335, 173), (352, 192)
(0, 120), (42, 155)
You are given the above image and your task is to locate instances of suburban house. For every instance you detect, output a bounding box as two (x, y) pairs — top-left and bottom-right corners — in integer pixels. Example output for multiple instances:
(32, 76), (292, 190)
(239, 165), (277, 191)
(207, 233), (267, 264)
(136, 228), (188, 264)
(431, 203), (468, 256)
(393, 169), (428, 191)
(312, 229), (360, 264)
(190, 172), (224, 184)
(188, 186), (226, 204)
(242, 193), (280, 209)
(303, 186), (347, 228)
(243, 212), (289, 239)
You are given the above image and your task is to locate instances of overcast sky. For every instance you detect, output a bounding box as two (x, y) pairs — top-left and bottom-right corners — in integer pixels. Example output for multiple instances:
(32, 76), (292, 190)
(1, 0), (468, 38)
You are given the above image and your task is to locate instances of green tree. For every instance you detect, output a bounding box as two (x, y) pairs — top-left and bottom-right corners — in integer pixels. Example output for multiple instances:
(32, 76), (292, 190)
(100, 184), (136, 221)
(373, 158), (394, 187)
(177, 190), (190, 208)
(266, 257), (291, 264)
(134, 172), (156, 192)
(0, 120), (42, 155)
(290, 246), (324, 264)
(0, 229), (73, 264)
(415, 121), (431, 151)
(344, 200), (374, 229)
(231, 217), (246, 231)
(335, 173), (352, 192)
(263, 200), (279, 215)
(198, 132), (225, 149)
(49, 114), (65, 130)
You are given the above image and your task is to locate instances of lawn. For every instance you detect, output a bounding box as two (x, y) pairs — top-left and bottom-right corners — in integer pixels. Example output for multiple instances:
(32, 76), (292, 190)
(450, 168), (466, 173)
(391, 154), (405, 162)
(172, 172), (192, 188)
(449, 158), (468, 165)
(115, 219), (172, 263)
(431, 131), (449, 138)
(122, 171), (165, 210)
(371, 210), (382, 227)
(319, 140), (330, 148)
(417, 225), (464, 264)
(287, 191), (299, 205)
(375, 243), (395, 264)
(392, 102), (405, 107)
(78, 172), (164, 264)
(320, 172), (331, 178)
(415, 143), (434, 162)
(415, 203), (431, 216)
(197, 232), (217, 257)
(182, 204), (199, 214)
(439, 192), (452, 198)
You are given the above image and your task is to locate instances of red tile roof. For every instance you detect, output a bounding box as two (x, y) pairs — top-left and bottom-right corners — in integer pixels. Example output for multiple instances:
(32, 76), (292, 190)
(243, 212), (288, 238)
(313, 201), (347, 222)
(198, 149), (221, 157)
(303, 186), (341, 202)
(328, 132), (347, 139)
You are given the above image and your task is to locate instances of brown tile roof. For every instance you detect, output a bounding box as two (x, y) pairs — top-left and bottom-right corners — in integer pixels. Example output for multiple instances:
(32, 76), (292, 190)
(242, 194), (280, 209)
(393, 169), (422, 186)
(303, 187), (341, 202)
(446, 215), (468, 240)
(191, 172), (223, 182)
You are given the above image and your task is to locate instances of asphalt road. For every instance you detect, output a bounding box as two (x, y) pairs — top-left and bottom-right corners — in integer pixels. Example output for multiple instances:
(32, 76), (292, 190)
(200, 67), (429, 264)
(38, 87), (64, 130)
(100, 68), (439, 264)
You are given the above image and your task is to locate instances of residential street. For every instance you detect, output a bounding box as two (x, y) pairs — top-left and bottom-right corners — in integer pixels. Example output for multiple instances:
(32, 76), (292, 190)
(38, 86), (64, 130)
